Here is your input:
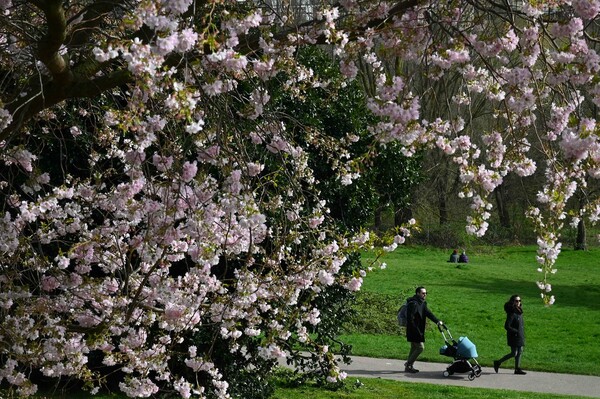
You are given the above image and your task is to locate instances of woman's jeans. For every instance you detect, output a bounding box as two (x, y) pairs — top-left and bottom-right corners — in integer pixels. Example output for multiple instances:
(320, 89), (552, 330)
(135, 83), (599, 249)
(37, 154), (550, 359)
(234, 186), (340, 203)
(498, 345), (523, 369)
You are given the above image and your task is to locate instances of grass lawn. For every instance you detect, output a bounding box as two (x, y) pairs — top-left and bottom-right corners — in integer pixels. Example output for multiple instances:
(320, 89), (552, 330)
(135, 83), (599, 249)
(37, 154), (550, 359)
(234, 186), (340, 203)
(272, 377), (593, 399)
(340, 245), (600, 376)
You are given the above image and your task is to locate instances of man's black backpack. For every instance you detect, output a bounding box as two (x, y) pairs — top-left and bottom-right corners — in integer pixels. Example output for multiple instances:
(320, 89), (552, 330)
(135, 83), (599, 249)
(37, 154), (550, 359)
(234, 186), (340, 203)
(397, 300), (408, 327)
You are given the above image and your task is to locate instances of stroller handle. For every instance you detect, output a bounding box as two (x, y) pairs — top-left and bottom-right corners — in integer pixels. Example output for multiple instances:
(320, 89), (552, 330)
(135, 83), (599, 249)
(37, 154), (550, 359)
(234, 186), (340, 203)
(438, 323), (458, 345)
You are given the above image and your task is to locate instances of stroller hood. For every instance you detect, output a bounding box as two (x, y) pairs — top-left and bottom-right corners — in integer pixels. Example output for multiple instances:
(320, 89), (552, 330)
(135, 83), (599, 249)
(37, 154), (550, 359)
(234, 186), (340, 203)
(456, 336), (478, 358)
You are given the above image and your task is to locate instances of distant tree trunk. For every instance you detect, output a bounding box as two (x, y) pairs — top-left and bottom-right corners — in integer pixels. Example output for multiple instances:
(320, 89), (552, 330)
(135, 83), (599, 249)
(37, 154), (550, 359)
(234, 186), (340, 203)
(494, 185), (511, 228)
(374, 205), (383, 232)
(438, 189), (448, 225)
(574, 192), (587, 250)
(575, 219), (587, 250)
(424, 151), (456, 227)
(394, 204), (413, 227)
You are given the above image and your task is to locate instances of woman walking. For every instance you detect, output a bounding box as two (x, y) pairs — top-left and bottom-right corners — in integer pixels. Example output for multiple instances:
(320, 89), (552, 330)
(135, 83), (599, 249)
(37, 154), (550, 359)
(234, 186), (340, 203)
(494, 295), (526, 375)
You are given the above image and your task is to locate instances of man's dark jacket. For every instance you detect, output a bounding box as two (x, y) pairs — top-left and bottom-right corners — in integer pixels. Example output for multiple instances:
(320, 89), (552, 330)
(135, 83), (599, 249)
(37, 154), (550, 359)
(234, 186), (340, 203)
(406, 295), (440, 343)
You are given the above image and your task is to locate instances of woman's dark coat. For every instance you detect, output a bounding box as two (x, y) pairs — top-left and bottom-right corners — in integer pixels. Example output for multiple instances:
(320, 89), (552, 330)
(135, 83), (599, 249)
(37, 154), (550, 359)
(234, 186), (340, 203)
(406, 295), (440, 343)
(504, 302), (525, 347)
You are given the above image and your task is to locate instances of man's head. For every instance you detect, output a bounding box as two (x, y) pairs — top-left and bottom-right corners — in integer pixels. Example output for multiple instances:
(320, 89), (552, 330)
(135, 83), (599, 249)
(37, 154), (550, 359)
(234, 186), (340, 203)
(416, 286), (427, 299)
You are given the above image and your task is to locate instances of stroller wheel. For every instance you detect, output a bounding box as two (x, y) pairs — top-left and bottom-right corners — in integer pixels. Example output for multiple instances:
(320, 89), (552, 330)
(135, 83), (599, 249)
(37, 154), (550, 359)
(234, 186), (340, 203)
(443, 370), (450, 377)
(475, 367), (482, 377)
(468, 372), (476, 381)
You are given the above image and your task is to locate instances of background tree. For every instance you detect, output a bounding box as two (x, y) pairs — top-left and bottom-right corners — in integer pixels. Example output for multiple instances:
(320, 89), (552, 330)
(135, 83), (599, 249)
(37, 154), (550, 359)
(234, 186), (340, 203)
(4, 1), (600, 398)
(371, 143), (422, 230)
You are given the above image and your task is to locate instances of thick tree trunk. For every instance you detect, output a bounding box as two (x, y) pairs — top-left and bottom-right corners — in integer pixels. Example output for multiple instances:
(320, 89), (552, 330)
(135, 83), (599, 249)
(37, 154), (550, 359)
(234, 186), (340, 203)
(374, 206), (383, 232)
(394, 204), (413, 227)
(575, 219), (587, 250)
(438, 190), (448, 225)
(494, 185), (511, 228)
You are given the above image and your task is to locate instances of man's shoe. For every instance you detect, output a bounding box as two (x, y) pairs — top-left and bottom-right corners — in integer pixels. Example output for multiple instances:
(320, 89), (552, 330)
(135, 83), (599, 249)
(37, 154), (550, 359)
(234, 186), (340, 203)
(405, 365), (419, 373)
(514, 369), (527, 375)
(493, 360), (500, 373)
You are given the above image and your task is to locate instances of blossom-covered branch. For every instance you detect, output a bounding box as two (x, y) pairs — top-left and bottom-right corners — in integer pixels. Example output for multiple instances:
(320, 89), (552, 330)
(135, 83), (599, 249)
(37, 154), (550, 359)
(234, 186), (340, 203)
(2, 0), (600, 397)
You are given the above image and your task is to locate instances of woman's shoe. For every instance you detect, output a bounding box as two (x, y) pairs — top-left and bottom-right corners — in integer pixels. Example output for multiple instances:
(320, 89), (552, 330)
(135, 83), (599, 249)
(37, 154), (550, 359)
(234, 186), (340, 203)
(493, 360), (500, 373)
(514, 369), (527, 375)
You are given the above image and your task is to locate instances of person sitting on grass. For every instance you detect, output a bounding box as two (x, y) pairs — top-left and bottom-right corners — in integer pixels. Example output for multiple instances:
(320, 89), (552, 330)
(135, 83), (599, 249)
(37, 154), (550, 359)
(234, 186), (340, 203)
(458, 250), (469, 263)
(448, 249), (458, 263)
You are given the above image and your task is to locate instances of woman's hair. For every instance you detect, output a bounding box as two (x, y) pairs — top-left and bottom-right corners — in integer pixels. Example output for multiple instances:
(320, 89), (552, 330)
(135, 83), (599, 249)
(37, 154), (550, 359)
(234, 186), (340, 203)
(504, 294), (520, 312)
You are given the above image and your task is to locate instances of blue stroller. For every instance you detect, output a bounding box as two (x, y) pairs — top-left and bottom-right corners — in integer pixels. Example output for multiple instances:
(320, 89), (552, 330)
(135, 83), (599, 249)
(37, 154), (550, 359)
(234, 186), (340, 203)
(438, 324), (482, 380)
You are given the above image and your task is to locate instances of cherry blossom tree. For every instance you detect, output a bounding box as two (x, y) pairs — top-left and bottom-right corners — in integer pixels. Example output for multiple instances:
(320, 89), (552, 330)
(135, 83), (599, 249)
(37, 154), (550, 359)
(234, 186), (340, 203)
(2, 0), (600, 397)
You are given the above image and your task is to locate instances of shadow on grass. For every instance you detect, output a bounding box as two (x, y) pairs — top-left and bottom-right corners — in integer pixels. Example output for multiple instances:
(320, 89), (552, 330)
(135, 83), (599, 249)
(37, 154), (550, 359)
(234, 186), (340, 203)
(451, 278), (600, 311)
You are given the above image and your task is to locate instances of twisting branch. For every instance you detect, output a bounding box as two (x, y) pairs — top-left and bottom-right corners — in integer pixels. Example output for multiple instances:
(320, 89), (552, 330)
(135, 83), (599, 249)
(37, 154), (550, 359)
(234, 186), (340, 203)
(36, 0), (72, 84)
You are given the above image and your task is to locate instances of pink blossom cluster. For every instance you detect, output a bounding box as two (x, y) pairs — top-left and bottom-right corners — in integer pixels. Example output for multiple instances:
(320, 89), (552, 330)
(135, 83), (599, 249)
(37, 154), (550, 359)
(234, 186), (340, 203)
(5, 0), (600, 396)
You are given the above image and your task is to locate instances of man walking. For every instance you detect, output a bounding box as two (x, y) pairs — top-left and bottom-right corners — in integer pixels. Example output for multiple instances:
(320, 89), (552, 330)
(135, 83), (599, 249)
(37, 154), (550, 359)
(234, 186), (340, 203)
(405, 286), (444, 373)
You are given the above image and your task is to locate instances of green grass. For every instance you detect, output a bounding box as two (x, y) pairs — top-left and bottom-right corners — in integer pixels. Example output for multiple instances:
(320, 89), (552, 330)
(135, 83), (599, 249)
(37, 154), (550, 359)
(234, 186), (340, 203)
(272, 377), (592, 399)
(340, 245), (600, 376)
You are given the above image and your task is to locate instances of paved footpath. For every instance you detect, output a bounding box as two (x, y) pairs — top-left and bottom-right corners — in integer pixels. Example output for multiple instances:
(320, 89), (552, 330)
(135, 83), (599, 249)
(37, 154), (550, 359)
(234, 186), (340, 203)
(336, 355), (600, 398)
